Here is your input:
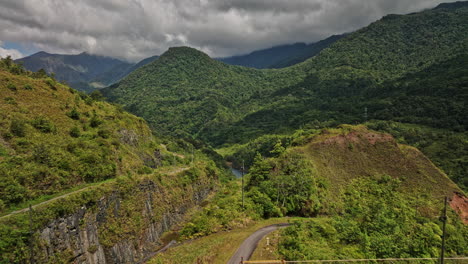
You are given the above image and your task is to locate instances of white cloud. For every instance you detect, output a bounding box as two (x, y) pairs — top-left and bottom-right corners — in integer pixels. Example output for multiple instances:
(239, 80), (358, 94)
(0, 43), (24, 59)
(0, 0), (460, 61)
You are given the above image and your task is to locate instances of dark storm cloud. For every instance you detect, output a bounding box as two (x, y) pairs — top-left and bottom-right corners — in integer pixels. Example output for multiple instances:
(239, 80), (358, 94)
(212, 0), (323, 13)
(0, 0), (460, 61)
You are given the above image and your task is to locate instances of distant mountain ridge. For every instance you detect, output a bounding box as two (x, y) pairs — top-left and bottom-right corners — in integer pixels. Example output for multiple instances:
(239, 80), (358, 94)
(15, 51), (130, 91)
(16, 51), (159, 92)
(15, 34), (342, 91)
(435, 0), (468, 9)
(218, 34), (345, 69)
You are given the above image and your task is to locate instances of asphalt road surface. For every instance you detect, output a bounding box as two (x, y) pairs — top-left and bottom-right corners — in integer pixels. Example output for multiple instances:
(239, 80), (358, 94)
(227, 223), (290, 264)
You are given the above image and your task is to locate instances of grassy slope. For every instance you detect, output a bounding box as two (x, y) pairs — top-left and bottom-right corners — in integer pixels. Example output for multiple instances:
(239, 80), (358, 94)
(0, 60), (229, 263)
(0, 62), (181, 213)
(236, 125), (464, 218)
(298, 125), (461, 201)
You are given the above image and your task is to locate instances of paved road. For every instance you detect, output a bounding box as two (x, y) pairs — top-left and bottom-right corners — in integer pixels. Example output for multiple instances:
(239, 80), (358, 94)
(0, 167), (189, 220)
(227, 223), (290, 264)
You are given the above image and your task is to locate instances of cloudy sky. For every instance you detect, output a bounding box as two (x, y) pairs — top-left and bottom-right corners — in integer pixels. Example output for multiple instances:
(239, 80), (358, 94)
(0, 0), (459, 61)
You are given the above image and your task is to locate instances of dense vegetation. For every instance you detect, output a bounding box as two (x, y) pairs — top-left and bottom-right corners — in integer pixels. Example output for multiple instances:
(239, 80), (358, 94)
(0, 57), (231, 263)
(0, 57), (188, 213)
(2, 2), (467, 263)
(174, 126), (467, 261)
(279, 176), (467, 260)
(104, 3), (468, 189)
(241, 126), (467, 260)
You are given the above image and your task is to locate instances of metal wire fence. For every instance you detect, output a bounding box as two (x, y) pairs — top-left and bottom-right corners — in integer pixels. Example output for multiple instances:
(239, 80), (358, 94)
(241, 257), (468, 264)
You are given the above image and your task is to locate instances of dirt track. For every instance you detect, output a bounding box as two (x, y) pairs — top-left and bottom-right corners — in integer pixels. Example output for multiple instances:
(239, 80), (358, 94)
(0, 167), (188, 220)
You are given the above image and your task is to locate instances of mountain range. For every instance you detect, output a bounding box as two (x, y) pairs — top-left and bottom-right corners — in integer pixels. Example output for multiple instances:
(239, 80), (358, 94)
(15, 52), (159, 92)
(103, 1), (468, 190)
(1, 1), (467, 263)
(15, 35), (343, 92)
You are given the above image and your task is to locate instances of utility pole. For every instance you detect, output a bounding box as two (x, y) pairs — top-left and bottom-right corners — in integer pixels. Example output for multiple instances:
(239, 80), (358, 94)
(241, 160), (244, 210)
(440, 196), (448, 264)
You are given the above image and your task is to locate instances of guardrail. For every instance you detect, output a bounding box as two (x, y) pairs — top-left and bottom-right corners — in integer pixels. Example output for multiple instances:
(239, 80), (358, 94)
(241, 257), (468, 264)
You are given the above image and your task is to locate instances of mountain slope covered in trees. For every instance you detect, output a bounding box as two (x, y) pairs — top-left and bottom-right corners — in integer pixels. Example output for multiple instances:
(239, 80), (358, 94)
(103, 2), (468, 190)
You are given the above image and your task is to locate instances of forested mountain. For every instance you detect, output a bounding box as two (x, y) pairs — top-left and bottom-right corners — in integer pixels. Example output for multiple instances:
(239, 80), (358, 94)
(15, 52), (159, 92)
(218, 34), (344, 69)
(2, 1), (468, 263)
(106, 2), (468, 141)
(103, 2), (468, 190)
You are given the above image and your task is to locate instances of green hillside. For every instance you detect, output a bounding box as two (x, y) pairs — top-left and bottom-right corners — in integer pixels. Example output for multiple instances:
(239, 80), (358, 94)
(103, 47), (304, 138)
(242, 126), (467, 260)
(0, 57), (229, 263)
(151, 125), (468, 263)
(244, 125), (462, 215)
(0, 57), (179, 213)
(105, 3), (467, 142)
(103, 3), (468, 189)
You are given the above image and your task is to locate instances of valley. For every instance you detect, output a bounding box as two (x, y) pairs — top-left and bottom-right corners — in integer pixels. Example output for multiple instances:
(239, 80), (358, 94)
(0, 1), (467, 263)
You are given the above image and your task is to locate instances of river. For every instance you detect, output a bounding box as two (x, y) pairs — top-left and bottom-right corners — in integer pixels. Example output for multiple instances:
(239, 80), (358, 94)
(230, 167), (243, 178)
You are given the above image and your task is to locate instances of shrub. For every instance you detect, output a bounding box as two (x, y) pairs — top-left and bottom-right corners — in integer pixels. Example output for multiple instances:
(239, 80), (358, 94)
(23, 84), (33, 90)
(67, 108), (80, 120)
(32, 144), (51, 164)
(10, 119), (27, 137)
(31, 116), (55, 133)
(44, 78), (56, 90)
(69, 126), (81, 138)
(89, 90), (104, 101)
(4, 97), (17, 105)
(7, 83), (17, 91)
(97, 129), (111, 139)
(89, 115), (103, 128)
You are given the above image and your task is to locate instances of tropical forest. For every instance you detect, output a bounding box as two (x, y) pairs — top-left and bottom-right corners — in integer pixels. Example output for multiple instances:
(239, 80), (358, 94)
(0, 1), (467, 264)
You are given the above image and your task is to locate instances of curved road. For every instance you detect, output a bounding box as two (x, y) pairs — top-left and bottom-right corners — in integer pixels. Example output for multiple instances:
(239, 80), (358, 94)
(227, 223), (290, 264)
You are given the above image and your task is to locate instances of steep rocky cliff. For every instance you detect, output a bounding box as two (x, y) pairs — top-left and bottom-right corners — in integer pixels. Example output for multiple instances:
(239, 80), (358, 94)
(1, 162), (218, 263)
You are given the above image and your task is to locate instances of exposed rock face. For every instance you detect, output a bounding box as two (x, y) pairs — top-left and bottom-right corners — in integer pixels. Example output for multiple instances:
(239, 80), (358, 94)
(36, 179), (212, 263)
(450, 192), (468, 224)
